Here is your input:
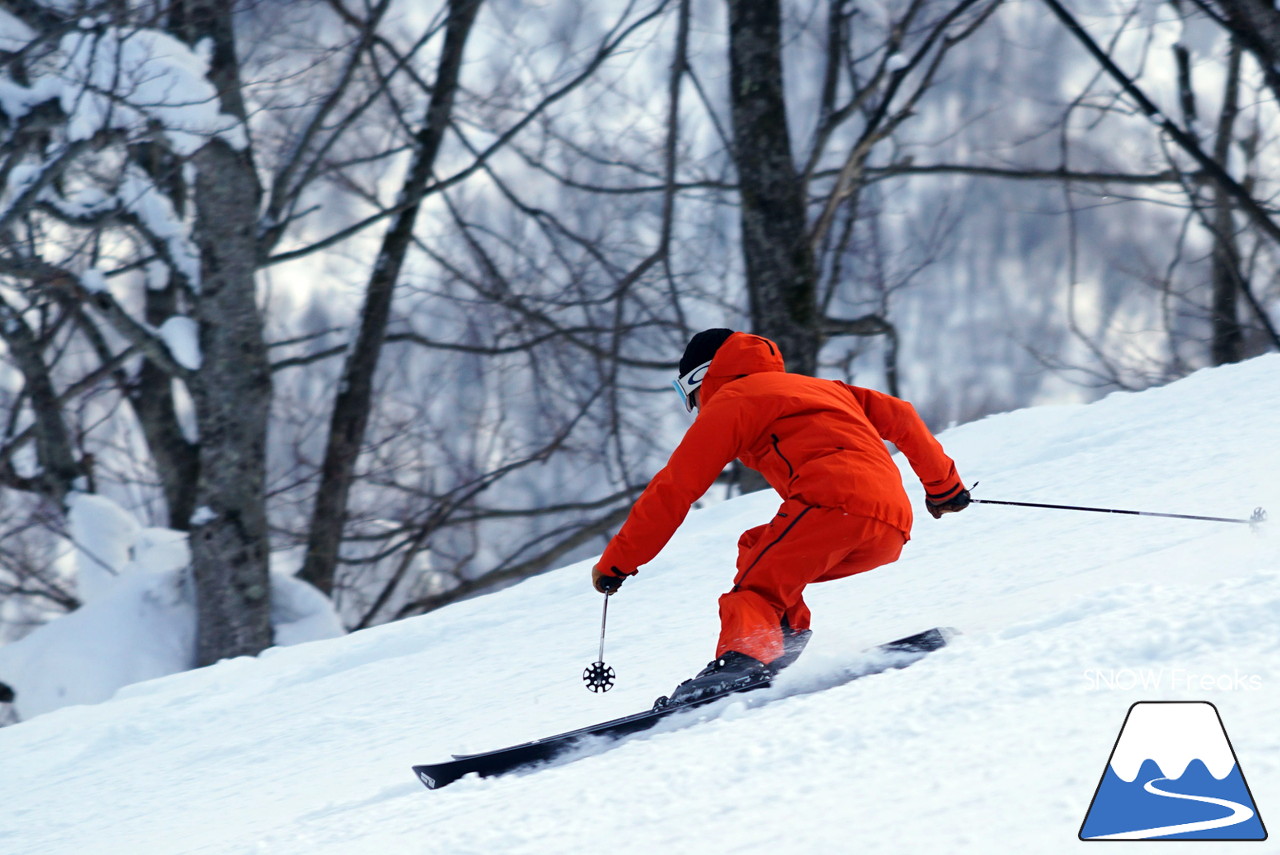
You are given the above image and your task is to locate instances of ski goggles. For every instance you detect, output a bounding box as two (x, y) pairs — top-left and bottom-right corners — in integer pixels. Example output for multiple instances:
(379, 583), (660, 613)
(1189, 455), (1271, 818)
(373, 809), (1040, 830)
(672, 360), (712, 412)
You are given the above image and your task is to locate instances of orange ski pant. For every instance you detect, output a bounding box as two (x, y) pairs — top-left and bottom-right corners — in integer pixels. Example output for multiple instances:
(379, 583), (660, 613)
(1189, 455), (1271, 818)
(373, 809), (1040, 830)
(716, 499), (907, 664)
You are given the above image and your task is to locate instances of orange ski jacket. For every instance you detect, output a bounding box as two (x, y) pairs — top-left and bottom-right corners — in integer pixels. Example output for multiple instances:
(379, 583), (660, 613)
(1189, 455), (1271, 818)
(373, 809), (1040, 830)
(598, 332), (963, 576)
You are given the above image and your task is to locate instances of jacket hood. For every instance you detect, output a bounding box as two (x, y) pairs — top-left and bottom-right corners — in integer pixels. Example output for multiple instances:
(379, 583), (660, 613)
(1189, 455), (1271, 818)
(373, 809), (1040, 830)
(700, 332), (785, 406)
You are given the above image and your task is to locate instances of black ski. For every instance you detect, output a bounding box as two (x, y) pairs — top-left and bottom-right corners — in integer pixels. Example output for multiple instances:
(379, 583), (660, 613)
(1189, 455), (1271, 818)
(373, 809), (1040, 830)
(412, 627), (953, 790)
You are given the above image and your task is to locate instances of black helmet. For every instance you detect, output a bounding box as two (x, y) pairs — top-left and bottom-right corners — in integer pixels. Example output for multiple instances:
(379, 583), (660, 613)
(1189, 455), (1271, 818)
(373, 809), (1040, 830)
(673, 328), (734, 412)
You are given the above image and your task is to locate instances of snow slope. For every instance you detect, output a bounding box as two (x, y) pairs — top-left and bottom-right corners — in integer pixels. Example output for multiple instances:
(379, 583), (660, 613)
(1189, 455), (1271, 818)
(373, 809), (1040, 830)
(1, 355), (1277, 854)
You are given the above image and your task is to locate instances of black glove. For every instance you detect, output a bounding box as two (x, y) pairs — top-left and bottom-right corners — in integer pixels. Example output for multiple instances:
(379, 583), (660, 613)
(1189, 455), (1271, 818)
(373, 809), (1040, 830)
(927, 488), (971, 519)
(592, 564), (627, 594)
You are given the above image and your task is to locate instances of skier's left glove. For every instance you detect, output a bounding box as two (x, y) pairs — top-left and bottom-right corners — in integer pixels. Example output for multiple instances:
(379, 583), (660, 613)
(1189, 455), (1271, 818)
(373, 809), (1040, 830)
(926, 488), (971, 519)
(592, 564), (629, 594)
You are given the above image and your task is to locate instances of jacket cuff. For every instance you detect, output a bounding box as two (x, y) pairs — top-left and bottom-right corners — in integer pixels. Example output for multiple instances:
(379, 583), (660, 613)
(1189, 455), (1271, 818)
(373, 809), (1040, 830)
(925, 481), (965, 503)
(598, 546), (638, 577)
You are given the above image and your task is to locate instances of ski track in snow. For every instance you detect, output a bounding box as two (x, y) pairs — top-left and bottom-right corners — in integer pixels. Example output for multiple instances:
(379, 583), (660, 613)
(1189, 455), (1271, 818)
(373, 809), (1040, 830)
(0, 355), (1278, 854)
(1085, 776), (1256, 840)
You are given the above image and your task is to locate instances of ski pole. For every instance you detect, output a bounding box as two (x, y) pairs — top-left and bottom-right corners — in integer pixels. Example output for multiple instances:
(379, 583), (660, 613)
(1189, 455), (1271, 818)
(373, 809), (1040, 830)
(583, 591), (617, 692)
(971, 497), (1267, 527)
(597, 590), (609, 663)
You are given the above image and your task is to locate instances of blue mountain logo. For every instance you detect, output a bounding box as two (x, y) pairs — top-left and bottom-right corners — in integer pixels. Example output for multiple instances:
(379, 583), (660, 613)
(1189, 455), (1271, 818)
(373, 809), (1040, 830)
(1080, 701), (1267, 841)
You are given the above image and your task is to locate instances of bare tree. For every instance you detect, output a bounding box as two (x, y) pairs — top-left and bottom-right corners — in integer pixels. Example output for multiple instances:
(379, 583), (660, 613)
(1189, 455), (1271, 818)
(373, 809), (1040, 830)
(1191, 0), (1280, 105)
(724, 0), (1001, 378)
(0, 2), (277, 662)
(276, 0), (684, 622)
(0, 0), (694, 648)
(0, 0), (495, 656)
(298, 0), (482, 597)
(1034, 0), (1280, 384)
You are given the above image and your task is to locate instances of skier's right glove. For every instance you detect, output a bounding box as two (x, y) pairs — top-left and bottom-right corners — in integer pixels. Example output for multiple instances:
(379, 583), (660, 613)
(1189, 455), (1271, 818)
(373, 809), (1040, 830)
(592, 564), (628, 594)
(926, 488), (971, 519)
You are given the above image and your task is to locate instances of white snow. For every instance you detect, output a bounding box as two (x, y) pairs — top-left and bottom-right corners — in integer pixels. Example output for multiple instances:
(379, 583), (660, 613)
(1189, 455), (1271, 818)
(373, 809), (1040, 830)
(0, 354), (1277, 853)
(0, 75), (60, 122)
(66, 491), (141, 603)
(58, 25), (248, 154)
(144, 259), (170, 290)
(158, 315), (202, 370)
(78, 267), (108, 293)
(1, 22), (246, 154)
(0, 21), (244, 290)
(0, 9), (34, 52)
(120, 166), (202, 286)
(0, 495), (343, 720)
(189, 506), (216, 526)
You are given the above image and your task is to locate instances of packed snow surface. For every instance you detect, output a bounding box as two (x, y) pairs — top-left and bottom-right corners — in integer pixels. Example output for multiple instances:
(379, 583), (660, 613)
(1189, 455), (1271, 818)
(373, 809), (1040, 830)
(1, 355), (1277, 854)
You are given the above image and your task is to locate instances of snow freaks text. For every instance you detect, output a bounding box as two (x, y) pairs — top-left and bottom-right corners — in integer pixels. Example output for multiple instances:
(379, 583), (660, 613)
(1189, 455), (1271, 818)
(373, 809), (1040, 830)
(1082, 668), (1263, 692)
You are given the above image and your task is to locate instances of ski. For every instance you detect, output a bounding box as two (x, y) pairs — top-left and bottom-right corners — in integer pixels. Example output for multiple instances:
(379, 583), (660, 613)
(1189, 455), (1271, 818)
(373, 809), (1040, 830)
(412, 626), (953, 790)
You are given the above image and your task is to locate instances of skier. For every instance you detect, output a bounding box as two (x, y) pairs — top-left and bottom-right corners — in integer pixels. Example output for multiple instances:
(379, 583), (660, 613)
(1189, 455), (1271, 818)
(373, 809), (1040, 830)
(591, 329), (969, 702)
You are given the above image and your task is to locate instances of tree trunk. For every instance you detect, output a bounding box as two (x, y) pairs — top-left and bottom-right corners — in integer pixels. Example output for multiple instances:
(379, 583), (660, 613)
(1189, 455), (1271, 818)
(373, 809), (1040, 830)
(134, 284), (200, 530)
(299, 0), (482, 596)
(725, 0), (820, 376)
(188, 135), (273, 665)
(1209, 42), (1244, 366)
(174, 0), (274, 665)
(0, 298), (82, 503)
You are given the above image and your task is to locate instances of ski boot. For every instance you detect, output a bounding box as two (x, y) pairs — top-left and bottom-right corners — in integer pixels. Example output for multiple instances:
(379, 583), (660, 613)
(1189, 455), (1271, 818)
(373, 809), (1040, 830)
(662, 651), (772, 707)
(772, 622), (812, 674)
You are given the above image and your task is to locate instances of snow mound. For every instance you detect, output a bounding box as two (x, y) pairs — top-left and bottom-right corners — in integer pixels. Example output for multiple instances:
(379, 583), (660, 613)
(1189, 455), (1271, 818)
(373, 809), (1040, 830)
(0, 495), (343, 720)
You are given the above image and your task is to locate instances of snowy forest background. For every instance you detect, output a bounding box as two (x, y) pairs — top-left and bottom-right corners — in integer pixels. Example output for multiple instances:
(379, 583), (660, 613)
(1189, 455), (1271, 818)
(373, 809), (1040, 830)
(0, 0), (1277, 716)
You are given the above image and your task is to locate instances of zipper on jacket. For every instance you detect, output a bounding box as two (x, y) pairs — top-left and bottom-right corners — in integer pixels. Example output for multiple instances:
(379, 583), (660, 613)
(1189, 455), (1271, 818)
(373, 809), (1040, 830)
(770, 434), (794, 478)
